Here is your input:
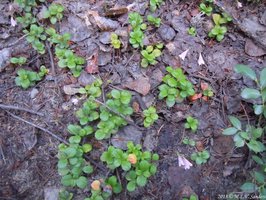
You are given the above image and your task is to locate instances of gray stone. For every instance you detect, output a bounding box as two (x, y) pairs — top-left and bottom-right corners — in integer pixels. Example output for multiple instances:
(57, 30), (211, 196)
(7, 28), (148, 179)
(30, 88), (39, 99)
(245, 39), (266, 57)
(111, 125), (142, 150)
(143, 129), (158, 151)
(78, 71), (97, 86)
(0, 48), (11, 72)
(98, 51), (112, 66)
(158, 24), (176, 41)
(99, 32), (111, 45)
(44, 187), (60, 200)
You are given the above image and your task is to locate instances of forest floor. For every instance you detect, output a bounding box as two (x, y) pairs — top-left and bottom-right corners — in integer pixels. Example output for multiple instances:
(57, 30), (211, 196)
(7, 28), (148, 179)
(0, 0), (266, 200)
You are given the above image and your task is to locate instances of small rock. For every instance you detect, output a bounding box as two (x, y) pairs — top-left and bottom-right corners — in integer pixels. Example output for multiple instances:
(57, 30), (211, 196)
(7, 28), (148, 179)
(98, 51), (112, 66)
(99, 32), (111, 45)
(142, 94), (155, 108)
(245, 39), (266, 57)
(158, 24), (176, 41)
(30, 88), (39, 99)
(63, 84), (80, 95)
(78, 71), (96, 86)
(111, 125), (142, 150)
(143, 129), (158, 151)
(44, 187), (60, 200)
(0, 48), (11, 72)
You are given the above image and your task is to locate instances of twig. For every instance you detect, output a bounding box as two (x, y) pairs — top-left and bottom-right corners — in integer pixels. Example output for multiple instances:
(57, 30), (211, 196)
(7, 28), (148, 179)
(0, 138), (6, 165)
(4, 110), (68, 144)
(45, 42), (56, 76)
(93, 99), (141, 129)
(189, 73), (213, 83)
(84, 154), (106, 172)
(0, 104), (44, 116)
(0, 34), (28, 50)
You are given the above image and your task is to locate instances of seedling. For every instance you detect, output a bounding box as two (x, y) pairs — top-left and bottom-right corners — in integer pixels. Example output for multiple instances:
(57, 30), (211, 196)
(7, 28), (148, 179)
(23, 24), (46, 54)
(141, 44), (163, 68)
(183, 137), (196, 147)
(208, 25), (227, 42)
(55, 47), (85, 77)
(199, 3), (213, 16)
(234, 65), (266, 119)
(188, 27), (197, 36)
(10, 57), (27, 65)
(15, 66), (48, 89)
(150, 0), (164, 12)
(143, 106), (159, 127)
(58, 143), (93, 189)
(240, 155), (266, 196)
(185, 116), (199, 132)
(128, 12), (145, 30)
(147, 15), (161, 28)
(43, 3), (64, 24)
(191, 150), (210, 165)
(16, 13), (36, 28)
(46, 27), (71, 49)
(159, 66), (195, 107)
(67, 124), (94, 144)
(76, 99), (100, 125)
(79, 79), (103, 98)
(182, 194), (198, 200)
(15, 0), (45, 12)
(223, 116), (265, 153)
(129, 29), (144, 48)
(59, 190), (73, 200)
(101, 142), (159, 192)
(111, 33), (121, 49)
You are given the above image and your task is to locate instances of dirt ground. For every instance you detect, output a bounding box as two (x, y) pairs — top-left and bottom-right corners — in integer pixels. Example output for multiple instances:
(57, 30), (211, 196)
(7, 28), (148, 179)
(0, 0), (266, 199)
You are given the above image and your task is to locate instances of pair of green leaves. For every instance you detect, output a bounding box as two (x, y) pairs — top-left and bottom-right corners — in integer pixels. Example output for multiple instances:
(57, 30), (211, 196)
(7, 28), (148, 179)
(147, 15), (161, 28)
(143, 106), (159, 127)
(223, 116), (265, 153)
(141, 44), (163, 68)
(110, 33), (121, 49)
(191, 150), (210, 165)
(185, 116), (199, 132)
(43, 3), (64, 24)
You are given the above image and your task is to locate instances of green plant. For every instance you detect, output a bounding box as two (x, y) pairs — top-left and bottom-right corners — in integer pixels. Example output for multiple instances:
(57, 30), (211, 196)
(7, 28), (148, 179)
(183, 137), (196, 146)
(147, 15), (161, 28)
(15, 66), (48, 89)
(199, 3), (213, 16)
(234, 65), (266, 118)
(43, 3), (64, 24)
(208, 25), (227, 42)
(201, 83), (214, 97)
(79, 79), (103, 98)
(191, 150), (210, 165)
(23, 24), (46, 54)
(158, 66), (195, 107)
(150, 0), (164, 12)
(185, 116), (199, 132)
(240, 155), (266, 196)
(15, 0), (45, 12)
(101, 142), (159, 192)
(110, 33), (121, 49)
(182, 194), (198, 200)
(188, 27), (197, 36)
(55, 47), (85, 77)
(143, 106), (159, 127)
(10, 57), (27, 65)
(59, 190), (73, 200)
(129, 12), (146, 48)
(16, 13), (36, 28)
(46, 27), (71, 49)
(76, 99), (100, 125)
(223, 116), (265, 153)
(141, 44), (163, 68)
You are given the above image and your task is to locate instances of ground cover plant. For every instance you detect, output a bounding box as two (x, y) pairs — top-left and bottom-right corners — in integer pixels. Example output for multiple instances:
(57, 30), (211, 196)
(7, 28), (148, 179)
(1, 0), (266, 199)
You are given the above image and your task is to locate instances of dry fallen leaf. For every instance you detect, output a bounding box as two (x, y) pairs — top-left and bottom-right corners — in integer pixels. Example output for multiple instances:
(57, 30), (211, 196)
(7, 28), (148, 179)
(10, 16), (17, 27)
(179, 49), (189, 61)
(188, 93), (202, 102)
(86, 53), (99, 74)
(124, 77), (151, 96)
(132, 101), (140, 113)
(200, 82), (209, 91)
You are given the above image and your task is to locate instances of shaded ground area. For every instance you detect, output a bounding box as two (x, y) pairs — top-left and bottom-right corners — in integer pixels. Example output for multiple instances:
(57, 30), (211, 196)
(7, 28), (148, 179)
(0, 0), (266, 199)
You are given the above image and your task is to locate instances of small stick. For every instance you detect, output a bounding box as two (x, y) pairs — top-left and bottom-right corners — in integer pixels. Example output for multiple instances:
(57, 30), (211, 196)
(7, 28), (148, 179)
(5, 110), (68, 144)
(0, 104), (44, 116)
(45, 42), (56, 76)
(84, 154), (106, 172)
(0, 34), (28, 50)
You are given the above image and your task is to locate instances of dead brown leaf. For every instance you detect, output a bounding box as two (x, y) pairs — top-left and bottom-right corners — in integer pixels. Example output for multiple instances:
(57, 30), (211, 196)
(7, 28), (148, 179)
(86, 53), (99, 74)
(124, 77), (151, 96)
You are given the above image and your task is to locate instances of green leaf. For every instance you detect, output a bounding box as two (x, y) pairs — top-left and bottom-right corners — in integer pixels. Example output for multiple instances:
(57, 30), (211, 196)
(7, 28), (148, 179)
(260, 68), (266, 88)
(83, 165), (93, 174)
(152, 153), (159, 161)
(228, 116), (241, 130)
(254, 105), (263, 115)
(127, 181), (136, 192)
(222, 127), (238, 135)
(254, 171), (265, 184)
(235, 64), (257, 81)
(58, 159), (68, 168)
(76, 176), (87, 189)
(136, 175), (147, 187)
(213, 14), (221, 25)
(247, 140), (265, 153)
(111, 90), (120, 99)
(241, 88), (261, 99)
(82, 144), (92, 153)
(252, 155), (264, 165)
(121, 161), (131, 171)
(240, 182), (258, 193)
(233, 134), (245, 147)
